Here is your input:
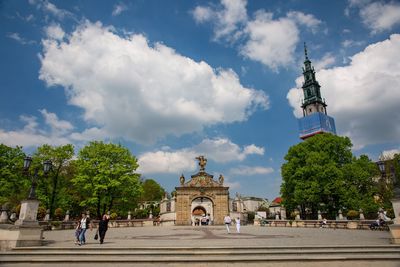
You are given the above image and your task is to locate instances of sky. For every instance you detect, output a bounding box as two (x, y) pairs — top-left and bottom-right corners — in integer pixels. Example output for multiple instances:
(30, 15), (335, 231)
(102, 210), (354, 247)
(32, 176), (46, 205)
(1, 0), (400, 201)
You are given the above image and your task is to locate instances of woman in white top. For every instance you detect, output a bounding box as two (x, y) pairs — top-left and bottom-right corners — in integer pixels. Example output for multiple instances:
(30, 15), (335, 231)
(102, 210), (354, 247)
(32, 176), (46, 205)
(235, 217), (240, 233)
(78, 213), (92, 245)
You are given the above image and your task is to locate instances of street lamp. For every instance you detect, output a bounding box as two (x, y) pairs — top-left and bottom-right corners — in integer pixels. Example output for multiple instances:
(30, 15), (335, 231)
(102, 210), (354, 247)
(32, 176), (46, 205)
(23, 156), (52, 200)
(377, 160), (385, 174)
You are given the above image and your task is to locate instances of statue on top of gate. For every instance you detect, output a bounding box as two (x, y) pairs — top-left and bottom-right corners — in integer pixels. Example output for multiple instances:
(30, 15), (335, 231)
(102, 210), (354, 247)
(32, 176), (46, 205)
(196, 155), (207, 172)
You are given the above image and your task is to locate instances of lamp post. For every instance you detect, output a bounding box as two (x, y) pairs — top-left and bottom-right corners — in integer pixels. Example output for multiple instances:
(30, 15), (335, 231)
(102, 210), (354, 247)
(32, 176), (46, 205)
(23, 156), (52, 200)
(15, 156), (52, 226)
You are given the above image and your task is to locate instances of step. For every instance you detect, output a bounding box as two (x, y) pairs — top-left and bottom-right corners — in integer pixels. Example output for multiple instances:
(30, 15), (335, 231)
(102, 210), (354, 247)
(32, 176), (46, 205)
(1, 245), (399, 263)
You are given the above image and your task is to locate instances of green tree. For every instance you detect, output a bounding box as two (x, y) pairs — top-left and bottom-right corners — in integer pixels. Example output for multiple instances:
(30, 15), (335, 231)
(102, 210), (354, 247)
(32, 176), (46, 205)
(281, 133), (378, 219)
(73, 141), (142, 219)
(140, 179), (165, 201)
(0, 144), (28, 208)
(33, 144), (75, 220)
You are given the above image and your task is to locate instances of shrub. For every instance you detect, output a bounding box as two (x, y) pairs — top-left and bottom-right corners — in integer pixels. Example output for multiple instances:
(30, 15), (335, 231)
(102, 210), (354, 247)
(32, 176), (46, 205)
(54, 208), (63, 220)
(110, 212), (118, 220)
(37, 206), (47, 220)
(346, 210), (359, 220)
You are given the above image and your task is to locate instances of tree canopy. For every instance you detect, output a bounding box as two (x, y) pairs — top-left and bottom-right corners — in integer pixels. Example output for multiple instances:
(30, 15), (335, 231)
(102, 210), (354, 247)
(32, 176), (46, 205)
(0, 144), (28, 208)
(140, 178), (165, 202)
(73, 141), (142, 219)
(281, 133), (380, 219)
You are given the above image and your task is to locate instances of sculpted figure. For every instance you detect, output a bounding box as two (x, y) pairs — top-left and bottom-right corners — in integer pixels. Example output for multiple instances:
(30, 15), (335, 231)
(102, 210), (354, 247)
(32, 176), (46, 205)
(180, 174), (185, 185)
(195, 156), (207, 172)
(219, 174), (224, 185)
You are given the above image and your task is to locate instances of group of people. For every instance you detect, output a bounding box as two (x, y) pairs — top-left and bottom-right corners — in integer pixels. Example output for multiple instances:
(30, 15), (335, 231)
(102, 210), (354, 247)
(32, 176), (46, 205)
(223, 214), (241, 233)
(75, 213), (110, 246)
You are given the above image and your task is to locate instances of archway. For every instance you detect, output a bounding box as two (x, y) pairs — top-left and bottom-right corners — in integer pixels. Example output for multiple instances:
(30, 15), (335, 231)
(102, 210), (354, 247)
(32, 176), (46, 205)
(191, 197), (213, 225)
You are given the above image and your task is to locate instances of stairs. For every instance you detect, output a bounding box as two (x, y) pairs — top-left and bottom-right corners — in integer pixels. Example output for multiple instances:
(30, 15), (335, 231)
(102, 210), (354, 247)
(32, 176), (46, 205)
(1, 245), (400, 266)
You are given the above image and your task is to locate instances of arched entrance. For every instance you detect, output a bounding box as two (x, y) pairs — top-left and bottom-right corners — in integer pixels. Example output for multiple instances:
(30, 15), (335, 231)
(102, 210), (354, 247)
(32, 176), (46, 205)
(191, 197), (213, 225)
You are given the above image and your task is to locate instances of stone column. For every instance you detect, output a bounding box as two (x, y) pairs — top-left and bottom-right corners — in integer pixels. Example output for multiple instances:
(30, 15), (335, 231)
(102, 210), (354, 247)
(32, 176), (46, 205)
(64, 210), (70, 221)
(338, 209), (343, 220)
(0, 204), (9, 223)
(389, 197), (400, 244)
(280, 208), (286, 220)
(44, 209), (50, 221)
(317, 210), (322, 220)
(359, 209), (365, 220)
(10, 212), (17, 222)
(15, 199), (40, 226)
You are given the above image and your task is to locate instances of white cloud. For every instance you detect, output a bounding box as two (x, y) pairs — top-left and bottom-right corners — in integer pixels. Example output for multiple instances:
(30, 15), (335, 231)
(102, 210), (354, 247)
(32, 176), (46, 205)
(192, 1), (321, 70)
(287, 34), (400, 149)
(243, 144), (264, 155)
(192, 0), (248, 42)
(29, 0), (73, 20)
(348, 0), (400, 33)
(39, 21), (269, 144)
(137, 137), (265, 174)
(138, 150), (197, 174)
(192, 6), (214, 23)
(229, 165), (274, 176)
(342, 39), (365, 48)
(0, 112), (72, 148)
(112, 3), (128, 16)
(7, 32), (35, 45)
(194, 138), (265, 162)
(286, 11), (321, 33)
(44, 23), (65, 40)
(241, 11), (299, 71)
(39, 109), (73, 135)
(313, 53), (335, 70)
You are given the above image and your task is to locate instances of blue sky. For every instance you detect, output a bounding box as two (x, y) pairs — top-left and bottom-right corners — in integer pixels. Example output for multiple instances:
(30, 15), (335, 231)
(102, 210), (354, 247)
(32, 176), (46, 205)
(1, 0), (400, 201)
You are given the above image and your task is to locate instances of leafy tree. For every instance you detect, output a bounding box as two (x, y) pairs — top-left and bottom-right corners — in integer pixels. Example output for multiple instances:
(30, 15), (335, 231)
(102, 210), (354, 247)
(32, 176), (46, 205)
(281, 133), (378, 219)
(33, 144), (75, 219)
(0, 144), (28, 208)
(73, 141), (142, 219)
(140, 179), (165, 201)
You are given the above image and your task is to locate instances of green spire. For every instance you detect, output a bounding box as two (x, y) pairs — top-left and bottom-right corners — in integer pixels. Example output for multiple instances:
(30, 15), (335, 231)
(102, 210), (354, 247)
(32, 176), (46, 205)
(304, 42), (309, 61)
(301, 43), (326, 112)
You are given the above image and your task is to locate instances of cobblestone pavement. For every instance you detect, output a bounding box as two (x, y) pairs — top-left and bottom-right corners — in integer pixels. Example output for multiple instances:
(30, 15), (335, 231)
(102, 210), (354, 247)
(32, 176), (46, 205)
(42, 225), (393, 248)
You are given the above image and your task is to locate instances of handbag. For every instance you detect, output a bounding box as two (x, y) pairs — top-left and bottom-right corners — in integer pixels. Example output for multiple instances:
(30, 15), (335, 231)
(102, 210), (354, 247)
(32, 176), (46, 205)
(94, 230), (99, 240)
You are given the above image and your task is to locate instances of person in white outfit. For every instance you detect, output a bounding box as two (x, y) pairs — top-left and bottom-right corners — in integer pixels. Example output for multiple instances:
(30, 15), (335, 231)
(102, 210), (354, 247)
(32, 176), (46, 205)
(235, 217), (240, 233)
(224, 214), (231, 233)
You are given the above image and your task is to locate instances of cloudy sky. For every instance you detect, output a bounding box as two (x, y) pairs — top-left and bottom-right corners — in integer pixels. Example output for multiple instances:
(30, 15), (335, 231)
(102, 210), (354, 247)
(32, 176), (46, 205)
(1, 0), (400, 200)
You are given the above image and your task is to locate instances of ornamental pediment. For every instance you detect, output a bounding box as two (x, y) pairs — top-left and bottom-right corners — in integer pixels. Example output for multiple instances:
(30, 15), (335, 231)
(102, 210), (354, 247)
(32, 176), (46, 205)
(178, 156), (225, 187)
(185, 172), (221, 187)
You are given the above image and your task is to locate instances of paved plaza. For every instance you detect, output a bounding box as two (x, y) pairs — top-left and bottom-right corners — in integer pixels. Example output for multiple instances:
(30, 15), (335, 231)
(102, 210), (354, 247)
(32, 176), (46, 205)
(43, 225), (392, 248)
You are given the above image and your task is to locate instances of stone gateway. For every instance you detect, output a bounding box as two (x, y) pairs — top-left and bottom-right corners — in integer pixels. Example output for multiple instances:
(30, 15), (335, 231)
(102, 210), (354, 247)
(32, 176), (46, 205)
(175, 156), (229, 225)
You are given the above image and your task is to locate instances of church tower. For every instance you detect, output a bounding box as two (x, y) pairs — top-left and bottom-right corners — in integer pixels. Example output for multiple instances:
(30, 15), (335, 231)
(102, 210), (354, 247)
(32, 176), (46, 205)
(298, 43), (336, 139)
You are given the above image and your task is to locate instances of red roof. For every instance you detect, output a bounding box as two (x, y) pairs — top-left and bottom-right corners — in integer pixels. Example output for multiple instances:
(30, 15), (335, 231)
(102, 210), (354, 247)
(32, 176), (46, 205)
(272, 197), (282, 204)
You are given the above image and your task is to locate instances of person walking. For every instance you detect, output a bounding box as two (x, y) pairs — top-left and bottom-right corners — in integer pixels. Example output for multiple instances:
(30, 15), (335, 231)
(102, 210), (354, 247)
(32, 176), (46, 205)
(98, 214), (110, 244)
(224, 214), (231, 233)
(78, 213), (92, 245)
(74, 219), (81, 245)
(235, 217), (241, 233)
